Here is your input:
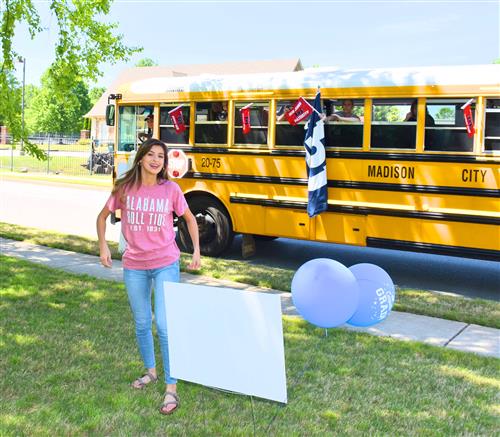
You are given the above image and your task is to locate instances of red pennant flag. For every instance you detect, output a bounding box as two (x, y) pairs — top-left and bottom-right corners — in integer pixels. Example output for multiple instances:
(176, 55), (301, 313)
(168, 106), (186, 134)
(240, 104), (252, 135)
(285, 97), (314, 126)
(463, 103), (475, 138)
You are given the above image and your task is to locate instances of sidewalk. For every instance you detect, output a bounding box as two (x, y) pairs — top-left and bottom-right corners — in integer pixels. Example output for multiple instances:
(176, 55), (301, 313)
(2, 237), (499, 359)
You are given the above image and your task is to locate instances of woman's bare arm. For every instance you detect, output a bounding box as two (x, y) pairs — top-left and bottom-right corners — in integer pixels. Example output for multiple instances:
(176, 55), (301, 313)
(182, 208), (201, 270)
(96, 206), (112, 267)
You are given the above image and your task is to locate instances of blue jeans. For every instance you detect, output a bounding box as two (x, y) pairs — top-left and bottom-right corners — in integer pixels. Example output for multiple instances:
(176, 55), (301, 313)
(123, 261), (179, 384)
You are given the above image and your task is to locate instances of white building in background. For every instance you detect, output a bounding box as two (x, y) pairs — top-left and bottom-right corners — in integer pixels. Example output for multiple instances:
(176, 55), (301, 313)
(84, 58), (303, 148)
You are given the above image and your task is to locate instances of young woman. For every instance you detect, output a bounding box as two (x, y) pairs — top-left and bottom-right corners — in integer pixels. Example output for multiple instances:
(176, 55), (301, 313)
(96, 138), (200, 415)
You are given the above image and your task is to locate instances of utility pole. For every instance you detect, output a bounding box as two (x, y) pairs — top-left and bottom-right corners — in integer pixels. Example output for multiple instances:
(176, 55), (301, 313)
(18, 56), (26, 155)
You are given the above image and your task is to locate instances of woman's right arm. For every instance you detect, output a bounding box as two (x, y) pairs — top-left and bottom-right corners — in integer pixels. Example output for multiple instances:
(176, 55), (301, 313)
(96, 205), (112, 267)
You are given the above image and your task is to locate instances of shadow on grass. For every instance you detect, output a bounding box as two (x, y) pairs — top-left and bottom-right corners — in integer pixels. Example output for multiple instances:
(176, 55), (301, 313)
(1, 256), (499, 436)
(2, 221), (500, 329)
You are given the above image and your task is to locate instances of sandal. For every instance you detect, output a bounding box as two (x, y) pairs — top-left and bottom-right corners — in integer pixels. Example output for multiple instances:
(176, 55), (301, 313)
(159, 391), (180, 415)
(131, 371), (158, 389)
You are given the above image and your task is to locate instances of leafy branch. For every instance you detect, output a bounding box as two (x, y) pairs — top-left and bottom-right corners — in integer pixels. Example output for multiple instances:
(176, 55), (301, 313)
(0, 0), (141, 157)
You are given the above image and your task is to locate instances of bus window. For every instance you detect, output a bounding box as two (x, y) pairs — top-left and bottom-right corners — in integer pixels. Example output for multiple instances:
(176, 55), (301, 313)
(324, 99), (363, 148)
(371, 99), (416, 149)
(194, 101), (228, 145)
(425, 99), (474, 152)
(117, 105), (153, 152)
(275, 100), (307, 146)
(234, 102), (269, 146)
(484, 98), (500, 152)
(159, 104), (190, 145)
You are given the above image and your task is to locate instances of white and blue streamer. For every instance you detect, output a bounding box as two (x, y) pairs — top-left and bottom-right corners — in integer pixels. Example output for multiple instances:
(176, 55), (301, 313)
(304, 92), (328, 218)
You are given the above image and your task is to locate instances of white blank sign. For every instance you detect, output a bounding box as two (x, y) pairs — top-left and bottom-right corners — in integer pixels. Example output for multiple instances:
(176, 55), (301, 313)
(163, 282), (287, 403)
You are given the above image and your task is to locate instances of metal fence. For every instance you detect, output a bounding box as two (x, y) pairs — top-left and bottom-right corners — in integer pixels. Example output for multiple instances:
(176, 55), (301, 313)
(0, 134), (114, 177)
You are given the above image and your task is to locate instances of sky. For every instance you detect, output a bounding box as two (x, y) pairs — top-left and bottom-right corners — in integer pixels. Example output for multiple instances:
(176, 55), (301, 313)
(12, 0), (500, 89)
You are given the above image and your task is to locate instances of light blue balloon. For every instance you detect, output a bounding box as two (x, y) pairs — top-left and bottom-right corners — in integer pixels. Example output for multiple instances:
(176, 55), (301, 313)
(291, 258), (360, 328)
(347, 263), (396, 327)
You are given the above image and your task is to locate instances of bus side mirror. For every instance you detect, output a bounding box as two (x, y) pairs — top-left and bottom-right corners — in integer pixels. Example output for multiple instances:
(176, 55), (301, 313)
(106, 104), (115, 126)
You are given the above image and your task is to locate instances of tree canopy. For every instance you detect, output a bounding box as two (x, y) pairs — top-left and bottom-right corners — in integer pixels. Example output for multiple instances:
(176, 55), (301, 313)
(26, 70), (91, 134)
(0, 0), (140, 157)
(434, 107), (454, 121)
(0, 71), (21, 129)
(373, 106), (401, 122)
(135, 58), (158, 67)
(89, 86), (106, 105)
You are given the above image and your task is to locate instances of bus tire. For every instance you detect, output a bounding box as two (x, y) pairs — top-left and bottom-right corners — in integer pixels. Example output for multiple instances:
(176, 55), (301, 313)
(176, 196), (234, 257)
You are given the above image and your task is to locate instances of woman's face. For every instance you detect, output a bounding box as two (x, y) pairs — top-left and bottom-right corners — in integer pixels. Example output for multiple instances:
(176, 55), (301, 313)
(212, 102), (223, 112)
(140, 145), (165, 176)
(342, 100), (354, 113)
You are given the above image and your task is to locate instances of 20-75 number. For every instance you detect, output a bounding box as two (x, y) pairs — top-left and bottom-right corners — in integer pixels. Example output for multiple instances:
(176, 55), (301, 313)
(200, 157), (221, 169)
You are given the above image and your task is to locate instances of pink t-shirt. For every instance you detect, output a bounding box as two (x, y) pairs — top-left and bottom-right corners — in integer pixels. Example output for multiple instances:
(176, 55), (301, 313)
(106, 180), (188, 270)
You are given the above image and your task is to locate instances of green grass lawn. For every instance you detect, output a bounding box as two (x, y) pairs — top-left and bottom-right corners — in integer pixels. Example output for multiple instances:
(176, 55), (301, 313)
(1, 222), (499, 329)
(3, 143), (109, 153)
(0, 155), (90, 176)
(1, 255), (498, 436)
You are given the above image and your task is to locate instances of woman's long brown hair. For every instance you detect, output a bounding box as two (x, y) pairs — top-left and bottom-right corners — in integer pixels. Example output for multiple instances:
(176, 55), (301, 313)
(112, 138), (169, 199)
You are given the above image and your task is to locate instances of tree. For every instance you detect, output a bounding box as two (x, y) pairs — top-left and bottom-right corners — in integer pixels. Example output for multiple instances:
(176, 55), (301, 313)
(82, 86), (106, 131)
(22, 83), (40, 134)
(27, 70), (91, 134)
(434, 107), (454, 121)
(0, 71), (21, 129)
(352, 106), (363, 118)
(89, 86), (106, 105)
(1, 0), (140, 158)
(373, 106), (400, 122)
(135, 58), (158, 67)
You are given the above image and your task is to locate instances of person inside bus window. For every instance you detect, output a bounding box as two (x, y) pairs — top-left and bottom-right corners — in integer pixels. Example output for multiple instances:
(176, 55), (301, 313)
(210, 102), (228, 121)
(146, 113), (154, 133)
(276, 104), (293, 122)
(405, 100), (436, 126)
(261, 106), (269, 126)
(325, 99), (360, 122)
(138, 114), (154, 143)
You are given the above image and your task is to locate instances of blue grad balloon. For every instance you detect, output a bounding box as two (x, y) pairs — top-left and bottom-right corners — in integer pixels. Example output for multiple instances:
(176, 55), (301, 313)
(291, 258), (360, 328)
(347, 263), (395, 327)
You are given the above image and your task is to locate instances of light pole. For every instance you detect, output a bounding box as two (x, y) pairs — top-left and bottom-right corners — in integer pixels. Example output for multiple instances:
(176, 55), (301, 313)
(18, 56), (26, 155)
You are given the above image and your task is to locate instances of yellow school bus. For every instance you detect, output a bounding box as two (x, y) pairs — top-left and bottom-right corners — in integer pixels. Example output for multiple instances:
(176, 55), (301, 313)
(107, 64), (500, 260)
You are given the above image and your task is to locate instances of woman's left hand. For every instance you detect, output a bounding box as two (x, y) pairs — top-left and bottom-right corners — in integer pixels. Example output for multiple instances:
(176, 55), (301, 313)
(187, 250), (201, 270)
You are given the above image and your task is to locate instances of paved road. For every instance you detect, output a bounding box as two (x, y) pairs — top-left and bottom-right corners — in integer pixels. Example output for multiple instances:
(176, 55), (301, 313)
(223, 236), (499, 300)
(1, 179), (498, 300)
(0, 179), (120, 242)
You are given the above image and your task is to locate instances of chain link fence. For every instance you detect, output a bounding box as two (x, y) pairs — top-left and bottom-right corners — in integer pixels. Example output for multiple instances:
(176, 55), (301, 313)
(0, 134), (114, 177)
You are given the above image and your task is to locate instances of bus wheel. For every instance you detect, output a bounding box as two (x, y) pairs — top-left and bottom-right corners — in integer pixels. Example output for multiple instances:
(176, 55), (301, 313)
(177, 196), (234, 257)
